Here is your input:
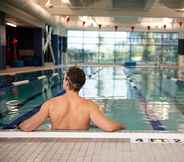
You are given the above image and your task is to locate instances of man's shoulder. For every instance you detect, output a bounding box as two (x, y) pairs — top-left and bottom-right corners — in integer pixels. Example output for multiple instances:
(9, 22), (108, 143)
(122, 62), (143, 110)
(81, 98), (98, 108)
(47, 95), (66, 104)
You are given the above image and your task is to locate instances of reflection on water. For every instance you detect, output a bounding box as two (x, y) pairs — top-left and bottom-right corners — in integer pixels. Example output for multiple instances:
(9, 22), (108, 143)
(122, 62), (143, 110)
(81, 66), (184, 131)
(80, 67), (133, 99)
(146, 101), (170, 120)
(1, 66), (184, 132)
(42, 77), (52, 100)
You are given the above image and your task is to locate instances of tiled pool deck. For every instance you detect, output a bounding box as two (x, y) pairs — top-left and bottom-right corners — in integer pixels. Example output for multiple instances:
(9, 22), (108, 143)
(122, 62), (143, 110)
(0, 138), (184, 162)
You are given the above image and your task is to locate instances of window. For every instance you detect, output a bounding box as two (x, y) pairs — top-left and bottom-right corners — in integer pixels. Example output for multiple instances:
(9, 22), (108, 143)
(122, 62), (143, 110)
(67, 30), (178, 65)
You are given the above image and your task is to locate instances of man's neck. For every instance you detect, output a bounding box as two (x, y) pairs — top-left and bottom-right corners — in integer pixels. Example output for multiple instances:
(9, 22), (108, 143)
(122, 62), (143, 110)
(65, 90), (79, 97)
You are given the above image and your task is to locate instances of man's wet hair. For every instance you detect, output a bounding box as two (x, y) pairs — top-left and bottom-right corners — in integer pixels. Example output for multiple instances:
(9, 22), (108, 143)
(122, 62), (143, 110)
(66, 66), (86, 92)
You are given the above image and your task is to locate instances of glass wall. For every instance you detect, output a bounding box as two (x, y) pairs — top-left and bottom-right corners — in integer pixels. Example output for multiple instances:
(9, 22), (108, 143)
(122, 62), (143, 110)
(66, 30), (178, 65)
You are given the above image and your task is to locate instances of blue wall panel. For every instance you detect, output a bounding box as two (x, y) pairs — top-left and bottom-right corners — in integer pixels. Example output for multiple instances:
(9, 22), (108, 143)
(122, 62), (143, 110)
(33, 28), (44, 66)
(0, 12), (6, 69)
(178, 39), (184, 55)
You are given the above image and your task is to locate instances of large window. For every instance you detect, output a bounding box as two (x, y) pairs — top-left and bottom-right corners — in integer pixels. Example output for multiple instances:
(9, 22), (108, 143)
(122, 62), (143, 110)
(67, 30), (178, 65)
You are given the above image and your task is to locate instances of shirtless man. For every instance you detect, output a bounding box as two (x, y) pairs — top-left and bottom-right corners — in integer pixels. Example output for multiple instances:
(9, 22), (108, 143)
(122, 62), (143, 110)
(19, 66), (125, 132)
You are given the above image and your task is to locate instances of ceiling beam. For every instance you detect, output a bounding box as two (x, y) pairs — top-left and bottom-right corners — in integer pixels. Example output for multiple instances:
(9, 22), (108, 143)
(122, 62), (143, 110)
(46, 6), (183, 18)
(0, 1), (44, 27)
(144, 0), (156, 10)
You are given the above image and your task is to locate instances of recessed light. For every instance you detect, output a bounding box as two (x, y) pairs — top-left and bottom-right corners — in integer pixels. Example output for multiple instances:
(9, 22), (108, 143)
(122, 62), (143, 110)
(6, 22), (17, 27)
(176, 8), (184, 12)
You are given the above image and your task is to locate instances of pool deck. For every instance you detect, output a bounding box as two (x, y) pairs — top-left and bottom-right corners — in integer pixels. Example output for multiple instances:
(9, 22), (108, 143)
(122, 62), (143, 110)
(0, 64), (182, 76)
(0, 138), (184, 162)
(0, 63), (63, 76)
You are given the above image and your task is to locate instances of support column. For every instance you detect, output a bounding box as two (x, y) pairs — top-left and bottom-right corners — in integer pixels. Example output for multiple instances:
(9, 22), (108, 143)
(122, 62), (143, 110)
(33, 28), (44, 66)
(61, 28), (67, 66)
(178, 31), (184, 67)
(51, 34), (59, 65)
(178, 30), (184, 80)
(52, 27), (67, 65)
(62, 36), (67, 53)
(0, 11), (6, 69)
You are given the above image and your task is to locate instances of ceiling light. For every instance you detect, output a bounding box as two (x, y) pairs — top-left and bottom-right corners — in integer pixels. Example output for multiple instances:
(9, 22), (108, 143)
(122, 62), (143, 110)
(176, 8), (184, 12)
(62, 0), (71, 5)
(6, 22), (17, 27)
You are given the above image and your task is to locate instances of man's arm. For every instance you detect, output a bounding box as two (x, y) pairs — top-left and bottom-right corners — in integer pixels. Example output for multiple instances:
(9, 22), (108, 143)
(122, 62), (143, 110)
(89, 102), (126, 132)
(18, 101), (51, 132)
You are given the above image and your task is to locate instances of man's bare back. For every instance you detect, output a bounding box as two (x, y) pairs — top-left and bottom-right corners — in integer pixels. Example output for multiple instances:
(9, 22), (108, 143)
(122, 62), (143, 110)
(49, 94), (92, 130)
(19, 66), (125, 132)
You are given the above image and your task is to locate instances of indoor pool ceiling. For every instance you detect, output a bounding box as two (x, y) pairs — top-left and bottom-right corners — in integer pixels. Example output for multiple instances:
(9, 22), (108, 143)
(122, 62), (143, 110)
(1, 0), (184, 30)
(160, 0), (184, 9)
(35, 0), (184, 30)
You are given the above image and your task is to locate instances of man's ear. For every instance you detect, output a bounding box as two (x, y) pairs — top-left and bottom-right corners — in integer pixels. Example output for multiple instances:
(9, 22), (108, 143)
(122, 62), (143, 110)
(66, 80), (70, 89)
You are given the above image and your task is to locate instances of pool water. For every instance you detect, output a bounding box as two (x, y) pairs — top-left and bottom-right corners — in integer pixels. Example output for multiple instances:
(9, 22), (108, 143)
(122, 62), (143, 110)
(0, 66), (184, 132)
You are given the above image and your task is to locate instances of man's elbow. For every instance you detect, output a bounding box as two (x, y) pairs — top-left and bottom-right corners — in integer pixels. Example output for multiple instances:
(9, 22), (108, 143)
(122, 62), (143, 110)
(18, 123), (34, 132)
(104, 127), (122, 132)
(104, 127), (119, 132)
(103, 124), (125, 132)
(104, 127), (116, 132)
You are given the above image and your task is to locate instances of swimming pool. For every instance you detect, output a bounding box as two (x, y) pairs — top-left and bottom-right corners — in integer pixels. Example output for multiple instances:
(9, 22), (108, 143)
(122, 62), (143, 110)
(0, 66), (184, 133)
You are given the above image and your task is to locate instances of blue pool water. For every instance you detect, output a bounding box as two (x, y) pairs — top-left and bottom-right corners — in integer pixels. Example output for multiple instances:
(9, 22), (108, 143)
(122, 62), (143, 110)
(0, 66), (184, 132)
